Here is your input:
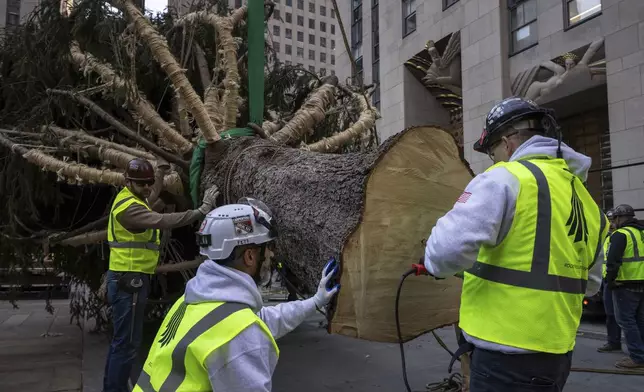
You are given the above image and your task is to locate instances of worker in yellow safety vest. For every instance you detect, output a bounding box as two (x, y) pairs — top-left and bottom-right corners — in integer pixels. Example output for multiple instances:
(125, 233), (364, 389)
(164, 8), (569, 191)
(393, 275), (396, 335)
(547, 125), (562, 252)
(423, 97), (608, 392)
(604, 204), (644, 369)
(134, 197), (340, 391)
(103, 158), (219, 392)
(597, 209), (623, 354)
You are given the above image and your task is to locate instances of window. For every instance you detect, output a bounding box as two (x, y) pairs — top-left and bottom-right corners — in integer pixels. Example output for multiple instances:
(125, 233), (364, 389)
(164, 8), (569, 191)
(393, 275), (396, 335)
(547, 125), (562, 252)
(297, 0), (304, 10)
(403, 0), (416, 37)
(309, 2), (315, 12)
(297, 31), (304, 42)
(355, 56), (364, 84)
(443, 0), (459, 10)
(274, 42), (281, 52)
(331, 55), (335, 65)
(331, 25), (335, 35)
(309, 65), (316, 72)
(297, 15), (304, 26)
(331, 40), (336, 49)
(320, 53), (327, 63)
(273, 10), (280, 19)
(286, 28), (292, 39)
(286, 44), (292, 55)
(309, 18), (315, 28)
(351, 0), (363, 48)
(320, 37), (327, 48)
(297, 47), (304, 58)
(286, 0), (292, 6)
(309, 50), (315, 60)
(309, 34), (315, 44)
(331, 70), (336, 76)
(320, 5), (326, 16)
(273, 25), (281, 36)
(286, 12), (292, 23)
(331, 8), (335, 18)
(565, 0), (601, 28)
(509, 0), (538, 55)
(6, 0), (20, 28)
(320, 21), (326, 32)
(372, 60), (380, 108)
(372, 0), (380, 109)
(235, 0), (242, 8)
(320, 68), (327, 76)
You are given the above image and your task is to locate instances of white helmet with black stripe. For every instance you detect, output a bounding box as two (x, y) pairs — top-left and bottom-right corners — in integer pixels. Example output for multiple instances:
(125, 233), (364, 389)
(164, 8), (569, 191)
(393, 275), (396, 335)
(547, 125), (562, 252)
(197, 197), (277, 261)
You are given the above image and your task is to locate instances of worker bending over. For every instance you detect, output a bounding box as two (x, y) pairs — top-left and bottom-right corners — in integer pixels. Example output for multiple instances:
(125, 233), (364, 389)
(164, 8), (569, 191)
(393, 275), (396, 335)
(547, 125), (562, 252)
(605, 204), (644, 369)
(424, 97), (607, 391)
(134, 197), (340, 391)
(104, 158), (219, 392)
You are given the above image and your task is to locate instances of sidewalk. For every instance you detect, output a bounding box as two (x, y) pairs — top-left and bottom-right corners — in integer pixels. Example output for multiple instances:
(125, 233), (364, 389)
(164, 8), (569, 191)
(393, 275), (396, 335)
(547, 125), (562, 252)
(0, 300), (83, 392)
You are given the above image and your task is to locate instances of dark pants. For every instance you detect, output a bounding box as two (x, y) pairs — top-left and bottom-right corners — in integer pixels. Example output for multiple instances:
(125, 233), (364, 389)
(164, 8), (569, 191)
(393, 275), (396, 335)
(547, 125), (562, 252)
(613, 288), (644, 363)
(103, 270), (150, 392)
(469, 348), (572, 392)
(603, 281), (622, 346)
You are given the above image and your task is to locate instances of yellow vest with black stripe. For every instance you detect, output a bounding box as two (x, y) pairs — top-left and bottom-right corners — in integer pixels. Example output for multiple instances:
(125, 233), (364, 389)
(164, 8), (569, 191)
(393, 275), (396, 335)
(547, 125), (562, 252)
(134, 296), (279, 392)
(613, 226), (644, 282)
(602, 235), (611, 279)
(460, 157), (608, 354)
(108, 187), (160, 274)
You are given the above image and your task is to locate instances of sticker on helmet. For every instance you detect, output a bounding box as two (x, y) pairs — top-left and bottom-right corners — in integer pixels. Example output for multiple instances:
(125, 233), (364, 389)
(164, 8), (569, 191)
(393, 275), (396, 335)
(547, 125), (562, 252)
(198, 219), (208, 233)
(233, 215), (254, 235)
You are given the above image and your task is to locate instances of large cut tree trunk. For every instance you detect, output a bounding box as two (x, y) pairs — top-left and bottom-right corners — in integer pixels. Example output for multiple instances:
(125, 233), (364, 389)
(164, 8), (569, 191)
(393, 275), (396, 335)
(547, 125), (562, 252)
(202, 125), (473, 342)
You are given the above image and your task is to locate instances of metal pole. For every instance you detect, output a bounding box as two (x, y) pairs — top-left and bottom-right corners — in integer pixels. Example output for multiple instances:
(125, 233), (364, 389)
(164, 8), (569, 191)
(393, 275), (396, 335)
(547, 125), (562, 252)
(588, 160), (644, 173)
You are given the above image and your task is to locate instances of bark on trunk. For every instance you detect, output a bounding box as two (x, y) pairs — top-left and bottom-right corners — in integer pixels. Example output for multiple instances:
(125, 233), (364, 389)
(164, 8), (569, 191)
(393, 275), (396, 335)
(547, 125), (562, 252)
(202, 125), (473, 343)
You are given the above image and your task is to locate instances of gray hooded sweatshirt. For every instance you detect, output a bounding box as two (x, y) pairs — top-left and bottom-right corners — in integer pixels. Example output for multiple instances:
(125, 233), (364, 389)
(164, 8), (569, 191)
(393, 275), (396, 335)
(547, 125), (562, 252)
(423, 135), (604, 354)
(183, 260), (318, 391)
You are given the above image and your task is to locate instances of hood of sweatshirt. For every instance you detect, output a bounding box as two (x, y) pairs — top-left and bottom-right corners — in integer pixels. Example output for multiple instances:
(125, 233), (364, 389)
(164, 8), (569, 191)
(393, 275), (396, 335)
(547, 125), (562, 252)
(510, 135), (592, 182)
(184, 260), (264, 313)
(623, 218), (644, 231)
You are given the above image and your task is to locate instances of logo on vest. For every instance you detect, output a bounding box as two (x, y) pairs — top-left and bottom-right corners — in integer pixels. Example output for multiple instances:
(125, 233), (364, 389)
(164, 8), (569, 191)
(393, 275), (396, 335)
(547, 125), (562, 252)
(566, 180), (588, 244)
(159, 301), (188, 347)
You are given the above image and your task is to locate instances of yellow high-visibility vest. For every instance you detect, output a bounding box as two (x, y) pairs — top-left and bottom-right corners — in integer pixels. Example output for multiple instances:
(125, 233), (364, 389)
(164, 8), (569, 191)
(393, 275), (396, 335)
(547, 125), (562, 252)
(108, 187), (160, 274)
(613, 226), (644, 282)
(134, 296), (279, 391)
(460, 157), (607, 354)
(602, 235), (611, 279)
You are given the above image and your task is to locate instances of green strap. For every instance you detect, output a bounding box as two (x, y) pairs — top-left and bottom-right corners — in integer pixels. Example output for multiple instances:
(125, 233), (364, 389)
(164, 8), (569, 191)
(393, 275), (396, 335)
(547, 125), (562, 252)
(189, 128), (255, 208)
(248, 0), (265, 125)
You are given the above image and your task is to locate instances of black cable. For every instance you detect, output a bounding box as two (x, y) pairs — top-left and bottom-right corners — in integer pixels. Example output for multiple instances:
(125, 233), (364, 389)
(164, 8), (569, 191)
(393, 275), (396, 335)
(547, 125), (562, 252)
(396, 268), (415, 392)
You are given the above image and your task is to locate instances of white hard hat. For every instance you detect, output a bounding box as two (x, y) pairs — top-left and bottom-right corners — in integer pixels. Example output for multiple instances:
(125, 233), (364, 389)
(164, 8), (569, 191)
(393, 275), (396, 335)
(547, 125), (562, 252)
(197, 198), (277, 261)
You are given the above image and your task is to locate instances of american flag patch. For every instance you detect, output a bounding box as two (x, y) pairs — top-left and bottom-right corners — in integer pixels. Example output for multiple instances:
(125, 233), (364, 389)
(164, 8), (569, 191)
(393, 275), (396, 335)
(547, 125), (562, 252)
(456, 192), (472, 203)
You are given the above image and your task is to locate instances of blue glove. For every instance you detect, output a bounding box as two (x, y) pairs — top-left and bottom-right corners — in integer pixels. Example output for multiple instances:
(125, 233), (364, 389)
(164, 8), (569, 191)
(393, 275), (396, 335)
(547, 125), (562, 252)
(314, 258), (340, 307)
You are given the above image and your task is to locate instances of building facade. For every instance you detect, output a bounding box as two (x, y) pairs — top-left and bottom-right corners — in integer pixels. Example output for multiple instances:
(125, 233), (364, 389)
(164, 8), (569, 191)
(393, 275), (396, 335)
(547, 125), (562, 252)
(171, 0), (338, 76)
(0, 0), (40, 29)
(336, 0), (644, 218)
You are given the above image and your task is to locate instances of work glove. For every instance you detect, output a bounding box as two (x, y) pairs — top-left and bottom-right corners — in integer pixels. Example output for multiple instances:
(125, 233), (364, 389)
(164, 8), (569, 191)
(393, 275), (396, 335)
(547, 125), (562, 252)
(198, 185), (220, 214)
(313, 258), (341, 308)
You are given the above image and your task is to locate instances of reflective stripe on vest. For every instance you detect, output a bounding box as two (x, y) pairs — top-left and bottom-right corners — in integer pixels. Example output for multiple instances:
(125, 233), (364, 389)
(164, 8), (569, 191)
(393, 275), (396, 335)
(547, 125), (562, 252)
(602, 235), (610, 279)
(108, 187), (160, 274)
(615, 226), (644, 281)
(460, 157), (607, 354)
(134, 298), (279, 392)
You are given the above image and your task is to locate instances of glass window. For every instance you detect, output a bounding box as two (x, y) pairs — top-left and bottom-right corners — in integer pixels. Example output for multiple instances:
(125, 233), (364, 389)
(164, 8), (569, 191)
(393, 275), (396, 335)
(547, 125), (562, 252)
(331, 55), (335, 65)
(309, 49), (315, 60)
(297, 47), (304, 58)
(320, 21), (326, 32)
(331, 69), (336, 76)
(273, 10), (280, 19)
(331, 24), (335, 35)
(566, 0), (601, 28)
(286, 12), (292, 23)
(286, 28), (292, 39)
(509, 0), (538, 55)
(297, 31), (304, 42)
(331, 8), (335, 18)
(321, 53), (327, 63)
(286, 0), (292, 6)
(297, 0), (304, 10)
(286, 45), (292, 55)
(320, 5), (326, 16)
(273, 25), (281, 36)
(235, 0), (242, 8)
(320, 68), (327, 76)
(309, 2), (315, 12)
(443, 0), (459, 11)
(309, 18), (315, 28)
(320, 37), (327, 48)
(352, 0), (363, 48)
(298, 15), (304, 26)
(274, 42), (280, 52)
(331, 40), (335, 50)
(355, 56), (364, 84)
(309, 65), (316, 72)
(309, 34), (315, 44)
(403, 0), (416, 37)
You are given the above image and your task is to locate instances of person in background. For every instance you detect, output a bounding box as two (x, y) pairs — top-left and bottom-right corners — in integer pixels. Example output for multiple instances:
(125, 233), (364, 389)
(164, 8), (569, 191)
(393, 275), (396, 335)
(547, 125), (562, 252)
(597, 208), (623, 353)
